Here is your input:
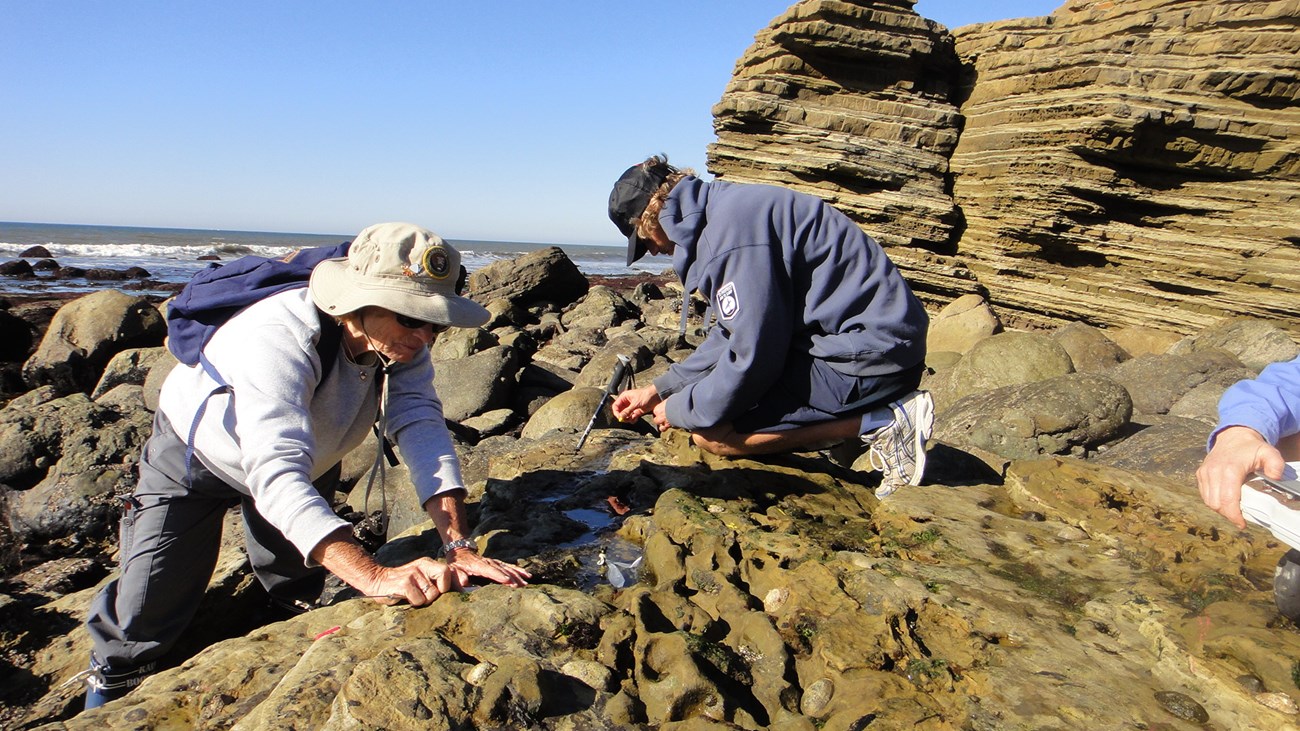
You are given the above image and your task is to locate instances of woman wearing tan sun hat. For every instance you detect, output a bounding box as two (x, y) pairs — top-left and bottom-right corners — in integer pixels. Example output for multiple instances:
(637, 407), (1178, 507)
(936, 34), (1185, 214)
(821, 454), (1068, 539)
(83, 222), (529, 709)
(310, 221), (491, 330)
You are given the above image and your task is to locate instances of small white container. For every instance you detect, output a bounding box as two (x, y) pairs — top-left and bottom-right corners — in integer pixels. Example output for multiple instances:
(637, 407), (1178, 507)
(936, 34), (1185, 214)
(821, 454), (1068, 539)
(1241, 462), (1300, 550)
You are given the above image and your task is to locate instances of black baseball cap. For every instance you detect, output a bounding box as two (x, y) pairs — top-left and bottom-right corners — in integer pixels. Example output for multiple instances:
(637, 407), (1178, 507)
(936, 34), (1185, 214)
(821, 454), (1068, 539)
(608, 158), (677, 265)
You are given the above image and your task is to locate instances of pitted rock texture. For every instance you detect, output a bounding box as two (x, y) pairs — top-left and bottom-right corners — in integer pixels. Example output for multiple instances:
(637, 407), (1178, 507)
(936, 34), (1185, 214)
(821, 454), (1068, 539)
(29, 436), (1300, 730)
(710, 0), (1300, 337)
(7, 266), (1300, 730)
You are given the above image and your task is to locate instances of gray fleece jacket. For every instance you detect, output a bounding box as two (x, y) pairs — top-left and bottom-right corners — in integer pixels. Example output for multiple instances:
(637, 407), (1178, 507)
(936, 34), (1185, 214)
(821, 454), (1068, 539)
(157, 288), (466, 563)
(652, 177), (928, 431)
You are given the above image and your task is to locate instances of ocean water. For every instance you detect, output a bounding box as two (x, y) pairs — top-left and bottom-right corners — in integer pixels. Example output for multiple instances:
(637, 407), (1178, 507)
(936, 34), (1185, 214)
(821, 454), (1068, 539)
(0, 222), (665, 298)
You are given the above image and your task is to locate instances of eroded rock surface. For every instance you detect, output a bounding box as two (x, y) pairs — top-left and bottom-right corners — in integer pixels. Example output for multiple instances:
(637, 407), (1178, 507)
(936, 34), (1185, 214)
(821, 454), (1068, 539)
(710, 0), (1300, 338)
(0, 279), (1297, 731)
(22, 434), (1300, 730)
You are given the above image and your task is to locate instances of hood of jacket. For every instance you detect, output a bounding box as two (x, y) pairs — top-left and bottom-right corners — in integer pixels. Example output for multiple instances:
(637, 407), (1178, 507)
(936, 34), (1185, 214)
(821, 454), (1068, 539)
(659, 176), (710, 293)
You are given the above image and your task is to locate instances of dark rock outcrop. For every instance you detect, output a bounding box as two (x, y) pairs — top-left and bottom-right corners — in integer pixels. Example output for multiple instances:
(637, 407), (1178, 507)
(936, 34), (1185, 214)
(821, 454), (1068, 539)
(2, 391), (152, 549)
(52, 266), (87, 279)
(468, 246), (589, 309)
(0, 260), (35, 278)
(936, 371), (1133, 460)
(83, 267), (150, 281)
(22, 290), (167, 395)
(0, 309), (36, 363)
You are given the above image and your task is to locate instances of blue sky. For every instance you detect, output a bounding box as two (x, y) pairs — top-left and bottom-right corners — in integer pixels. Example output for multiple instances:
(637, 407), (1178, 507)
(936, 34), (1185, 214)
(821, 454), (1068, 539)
(1, 1), (1062, 245)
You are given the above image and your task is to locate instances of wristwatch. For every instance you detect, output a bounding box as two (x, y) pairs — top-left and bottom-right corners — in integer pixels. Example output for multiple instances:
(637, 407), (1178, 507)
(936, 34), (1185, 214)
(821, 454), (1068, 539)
(440, 537), (478, 557)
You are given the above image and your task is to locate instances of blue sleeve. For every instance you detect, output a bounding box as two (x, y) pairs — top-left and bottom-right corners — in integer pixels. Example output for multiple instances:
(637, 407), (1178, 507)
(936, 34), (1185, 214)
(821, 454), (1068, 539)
(653, 325), (729, 397)
(1210, 355), (1300, 450)
(662, 244), (793, 430)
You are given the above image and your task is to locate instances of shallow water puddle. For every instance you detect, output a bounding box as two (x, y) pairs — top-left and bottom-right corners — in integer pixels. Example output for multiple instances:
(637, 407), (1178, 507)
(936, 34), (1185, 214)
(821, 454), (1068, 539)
(513, 462), (648, 591)
(558, 508), (618, 548)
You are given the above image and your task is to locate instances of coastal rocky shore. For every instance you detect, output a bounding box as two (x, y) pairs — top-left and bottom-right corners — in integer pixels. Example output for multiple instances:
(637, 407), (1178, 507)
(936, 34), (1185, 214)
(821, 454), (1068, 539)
(0, 244), (1298, 730)
(3, 0), (1298, 727)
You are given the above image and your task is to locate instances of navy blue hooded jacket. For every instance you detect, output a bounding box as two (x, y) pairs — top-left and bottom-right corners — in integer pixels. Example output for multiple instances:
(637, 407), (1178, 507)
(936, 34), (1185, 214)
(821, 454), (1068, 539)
(652, 177), (928, 431)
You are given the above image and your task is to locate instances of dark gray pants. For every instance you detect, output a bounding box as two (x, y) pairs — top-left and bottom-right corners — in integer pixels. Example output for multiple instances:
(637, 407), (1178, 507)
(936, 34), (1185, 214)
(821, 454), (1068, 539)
(86, 410), (338, 670)
(733, 354), (924, 434)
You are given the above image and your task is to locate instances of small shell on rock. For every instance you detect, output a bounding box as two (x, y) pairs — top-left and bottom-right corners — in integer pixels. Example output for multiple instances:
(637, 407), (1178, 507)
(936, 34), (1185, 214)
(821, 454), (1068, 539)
(465, 661), (496, 686)
(800, 678), (834, 717)
(1235, 674), (1266, 694)
(1153, 690), (1209, 724)
(707, 503), (725, 514)
(763, 587), (789, 614)
(1255, 692), (1299, 714)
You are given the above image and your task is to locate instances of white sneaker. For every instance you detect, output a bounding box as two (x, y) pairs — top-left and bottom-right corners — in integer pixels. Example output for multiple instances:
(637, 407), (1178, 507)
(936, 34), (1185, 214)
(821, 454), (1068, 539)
(863, 390), (934, 498)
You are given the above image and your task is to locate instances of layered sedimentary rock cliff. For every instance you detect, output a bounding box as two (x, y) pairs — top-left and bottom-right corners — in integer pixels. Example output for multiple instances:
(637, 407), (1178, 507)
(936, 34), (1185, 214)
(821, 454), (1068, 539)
(710, 0), (965, 298)
(710, 0), (1300, 336)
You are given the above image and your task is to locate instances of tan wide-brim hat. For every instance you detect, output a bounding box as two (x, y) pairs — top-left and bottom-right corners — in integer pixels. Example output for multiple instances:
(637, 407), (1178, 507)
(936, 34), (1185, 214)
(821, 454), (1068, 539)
(309, 222), (490, 328)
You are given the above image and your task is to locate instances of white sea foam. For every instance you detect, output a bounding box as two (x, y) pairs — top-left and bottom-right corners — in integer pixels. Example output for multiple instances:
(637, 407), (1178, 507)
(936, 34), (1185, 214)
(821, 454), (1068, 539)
(0, 223), (664, 297)
(0, 242), (280, 260)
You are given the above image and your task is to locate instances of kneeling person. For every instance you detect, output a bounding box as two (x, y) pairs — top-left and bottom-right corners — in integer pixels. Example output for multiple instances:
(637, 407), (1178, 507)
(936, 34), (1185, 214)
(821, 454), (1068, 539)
(608, 156), (934, 495)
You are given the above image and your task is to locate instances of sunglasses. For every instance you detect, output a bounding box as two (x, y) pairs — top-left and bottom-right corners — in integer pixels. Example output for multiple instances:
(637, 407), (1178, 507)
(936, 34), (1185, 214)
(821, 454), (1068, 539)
(394, 313), (450, 333)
